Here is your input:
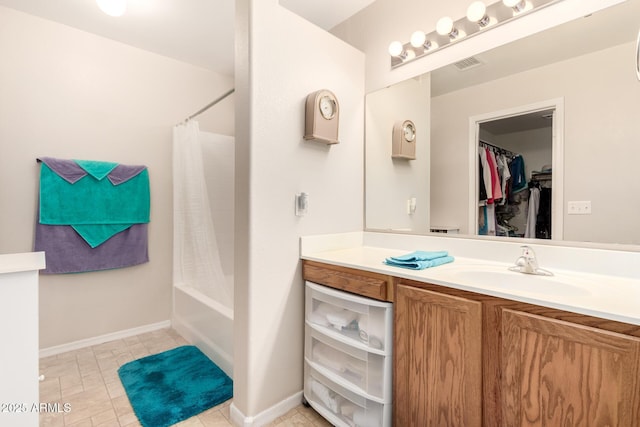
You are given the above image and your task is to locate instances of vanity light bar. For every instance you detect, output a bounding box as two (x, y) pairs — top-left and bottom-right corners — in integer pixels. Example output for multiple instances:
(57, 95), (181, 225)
(389, 0), (562, 68)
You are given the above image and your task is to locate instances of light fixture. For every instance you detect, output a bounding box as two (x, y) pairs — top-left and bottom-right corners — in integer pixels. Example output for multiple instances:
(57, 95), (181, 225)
(388, 0), (562, 69)
(410, 31), (437, 51)
(96, 0), (127, 17)
(388, 41), (406, 59)
(436, 16), (459, 39)
(467, 1), (491, 27)
(503, 0), (530, 14)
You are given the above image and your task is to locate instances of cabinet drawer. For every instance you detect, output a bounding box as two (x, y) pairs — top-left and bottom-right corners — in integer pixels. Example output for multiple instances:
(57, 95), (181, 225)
(304, 362), (391, 427)
(305, 324), (391, 400)
(305, 281), (393, 354)
(303, 261), (390, 301)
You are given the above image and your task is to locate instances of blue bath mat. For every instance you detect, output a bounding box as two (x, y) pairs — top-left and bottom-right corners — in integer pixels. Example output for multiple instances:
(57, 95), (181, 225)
(118, 345), (233, 427)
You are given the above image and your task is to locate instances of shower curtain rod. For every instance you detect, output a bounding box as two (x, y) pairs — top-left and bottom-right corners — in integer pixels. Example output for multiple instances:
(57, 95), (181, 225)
(180, 88), (235, 124)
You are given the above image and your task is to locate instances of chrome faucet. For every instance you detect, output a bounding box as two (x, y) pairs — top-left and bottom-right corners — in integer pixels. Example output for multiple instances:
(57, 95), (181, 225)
(509, 245), (553, 276)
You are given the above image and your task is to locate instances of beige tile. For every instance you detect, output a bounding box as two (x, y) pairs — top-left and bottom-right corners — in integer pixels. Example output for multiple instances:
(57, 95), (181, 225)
(174, 416), (207, 426)
(105, 378), (127, 399)
(39, 410), (65, 427)
(95, 420), (122, 427)
(111, 394), (134, 418)
(39, 376), (61, 402)
(117, 411), (140, 426)
(196, 408), (234, 427)
(62, 384), (112, 425)
(91, 408), (118, 425)
(66, 419), (93, 427)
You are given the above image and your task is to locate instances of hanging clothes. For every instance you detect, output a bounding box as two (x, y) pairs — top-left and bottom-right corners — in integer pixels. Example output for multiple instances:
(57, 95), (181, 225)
(524, 186), (540, 238)
(510, 154), (527, 195)
(536, 187), (552, 239)
(479, 157), (487, 202)
(479, 148), (493, 203)
(486, 149), (502, 202)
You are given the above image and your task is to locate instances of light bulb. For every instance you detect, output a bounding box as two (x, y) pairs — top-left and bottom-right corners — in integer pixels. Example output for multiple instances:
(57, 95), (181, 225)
(503, 0), (527, 12)
(96, 0), (127, 17)
(436, 16), (459, 39)
(410, 31), (426, 49)
(467, 1), (490, 26)
(388, 41), (404, 57)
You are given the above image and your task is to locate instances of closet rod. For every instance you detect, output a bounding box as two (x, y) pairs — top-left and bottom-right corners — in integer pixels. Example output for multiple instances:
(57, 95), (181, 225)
(479, 140), (516, 157)
(180, 88), (235, 124)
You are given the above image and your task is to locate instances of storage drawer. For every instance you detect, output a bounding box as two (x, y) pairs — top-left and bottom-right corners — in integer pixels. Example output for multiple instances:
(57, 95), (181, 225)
(303, 261), (390, 301)
(304, 362), (391, 427)
(305, 324), (391, 400)
(305, 281), (392, 354)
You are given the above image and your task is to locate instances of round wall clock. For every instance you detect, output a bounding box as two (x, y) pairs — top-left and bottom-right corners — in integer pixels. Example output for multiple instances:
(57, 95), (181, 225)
(392, 119), (417, 159)
(304, 89), (340, 144)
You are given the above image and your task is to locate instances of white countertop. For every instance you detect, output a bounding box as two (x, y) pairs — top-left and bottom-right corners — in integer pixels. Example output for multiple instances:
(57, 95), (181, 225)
(302, 245), (640, 327)
(0, 252), (46, 274)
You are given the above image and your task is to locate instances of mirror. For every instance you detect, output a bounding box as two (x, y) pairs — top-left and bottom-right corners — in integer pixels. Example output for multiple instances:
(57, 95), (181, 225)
(365, 0), (640, 246)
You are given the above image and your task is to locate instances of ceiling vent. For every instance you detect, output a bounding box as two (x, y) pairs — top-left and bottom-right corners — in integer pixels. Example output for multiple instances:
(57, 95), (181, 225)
(453, 56), (483, 71)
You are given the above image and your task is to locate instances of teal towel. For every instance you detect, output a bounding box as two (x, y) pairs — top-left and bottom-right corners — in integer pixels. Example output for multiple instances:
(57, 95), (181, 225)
(40, 162), (150, 225)
(387, 250), (449, 262)
(384, 250), (454, 270)
(384, 255), (454, 270)
(74, 159), (118, 180)
(39, 160), (149, 247)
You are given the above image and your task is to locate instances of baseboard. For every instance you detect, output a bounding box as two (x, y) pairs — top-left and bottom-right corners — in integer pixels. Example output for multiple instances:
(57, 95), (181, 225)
(39, 320), (171, 358)
(230, 391), (303, 427)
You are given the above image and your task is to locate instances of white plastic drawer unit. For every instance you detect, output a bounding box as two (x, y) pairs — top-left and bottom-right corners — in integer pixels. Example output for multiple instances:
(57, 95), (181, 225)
(305, 363), (392, 427)
(304, 281), (393, 427)
(305, 324), (391, 399)
(305, 281), (393, 353)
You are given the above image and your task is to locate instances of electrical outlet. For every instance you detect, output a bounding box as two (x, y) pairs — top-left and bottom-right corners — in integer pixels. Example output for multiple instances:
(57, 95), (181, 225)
(568, 201), (591, 215)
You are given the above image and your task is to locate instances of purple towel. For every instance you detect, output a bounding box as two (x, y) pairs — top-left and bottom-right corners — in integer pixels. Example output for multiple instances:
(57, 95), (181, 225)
(37, 157), (146, 185)
(35, 223), (149, 274)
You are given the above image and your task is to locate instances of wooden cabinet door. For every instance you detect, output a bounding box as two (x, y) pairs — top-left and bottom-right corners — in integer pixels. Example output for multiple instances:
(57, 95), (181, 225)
(501, 309), (640, 426)
(394, 284), (482, 427)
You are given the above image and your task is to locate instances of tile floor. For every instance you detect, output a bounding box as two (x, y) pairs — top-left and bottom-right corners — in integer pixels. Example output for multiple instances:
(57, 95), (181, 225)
(39, 328), (331, 427)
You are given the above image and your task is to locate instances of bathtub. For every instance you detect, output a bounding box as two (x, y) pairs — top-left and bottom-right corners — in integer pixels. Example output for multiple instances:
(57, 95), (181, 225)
(172, 281), (233, 378)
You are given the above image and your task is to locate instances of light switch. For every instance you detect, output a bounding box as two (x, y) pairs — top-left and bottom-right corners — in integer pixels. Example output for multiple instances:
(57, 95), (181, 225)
(568, 200), (591, 215)
(295, 192), (308, 216)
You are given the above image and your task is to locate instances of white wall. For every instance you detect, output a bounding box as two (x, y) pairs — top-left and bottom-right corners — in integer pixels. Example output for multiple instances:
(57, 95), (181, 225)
(234, 0), (365, 420)
(0, 6), (234, 349)
(366, 76), (430, 232)
(431, 41), (640, 244)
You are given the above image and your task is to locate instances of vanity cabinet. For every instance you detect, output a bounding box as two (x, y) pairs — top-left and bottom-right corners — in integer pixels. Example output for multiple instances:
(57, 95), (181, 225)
(396, 278), (640, 427)
(500, 309), (640, 426)
(394, 284), (482, 426)
(302, 261), (640, 427)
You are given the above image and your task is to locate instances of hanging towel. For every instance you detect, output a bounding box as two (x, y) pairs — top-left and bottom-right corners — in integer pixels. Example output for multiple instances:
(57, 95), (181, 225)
(37, 157), (149, 247)
(35, 157), (150, 273)
(384, 250), (454, 270)
(35, 223), (149, 274)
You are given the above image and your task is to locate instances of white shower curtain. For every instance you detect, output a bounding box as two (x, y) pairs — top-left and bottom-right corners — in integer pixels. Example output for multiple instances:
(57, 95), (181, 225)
(173, 120), (233, 309)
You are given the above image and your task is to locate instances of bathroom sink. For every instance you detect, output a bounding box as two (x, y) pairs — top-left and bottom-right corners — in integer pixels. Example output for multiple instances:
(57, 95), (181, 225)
(445, 267), (592, 297)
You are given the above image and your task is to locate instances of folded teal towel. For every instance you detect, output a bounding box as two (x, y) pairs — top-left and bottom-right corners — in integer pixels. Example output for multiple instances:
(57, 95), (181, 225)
(384, 255), (454, 270)
(388, 250), (449, 262)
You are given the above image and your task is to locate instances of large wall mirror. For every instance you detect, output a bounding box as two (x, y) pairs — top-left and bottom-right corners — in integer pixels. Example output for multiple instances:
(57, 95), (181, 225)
(365, 0), (640, 247)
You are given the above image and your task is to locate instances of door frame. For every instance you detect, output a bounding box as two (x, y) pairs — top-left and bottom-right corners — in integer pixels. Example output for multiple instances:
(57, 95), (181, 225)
(468, 98), (564, 240)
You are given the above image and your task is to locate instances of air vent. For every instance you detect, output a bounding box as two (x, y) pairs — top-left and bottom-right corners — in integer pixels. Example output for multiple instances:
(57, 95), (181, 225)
(453, 56), (483, 71)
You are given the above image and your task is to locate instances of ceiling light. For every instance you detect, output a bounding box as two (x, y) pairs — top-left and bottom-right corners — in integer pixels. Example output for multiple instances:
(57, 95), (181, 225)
(436, 17), (459, 39)
(503, 0), (529, 13)
(96, 0), (127, 17)
(410, 31), (426, 48)
(388, 41), (405, 58)
(467, 1), (491, 27)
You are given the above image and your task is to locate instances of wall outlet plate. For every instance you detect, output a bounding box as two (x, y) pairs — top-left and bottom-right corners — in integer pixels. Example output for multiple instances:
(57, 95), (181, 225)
(568, 201), (591, 215)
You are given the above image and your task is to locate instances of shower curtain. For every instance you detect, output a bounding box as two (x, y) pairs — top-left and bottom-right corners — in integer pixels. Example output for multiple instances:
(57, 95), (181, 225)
(173, 120), (233, 309)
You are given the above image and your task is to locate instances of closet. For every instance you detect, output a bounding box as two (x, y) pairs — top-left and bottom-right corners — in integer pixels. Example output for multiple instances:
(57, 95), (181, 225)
(478, 141), (552, 239)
